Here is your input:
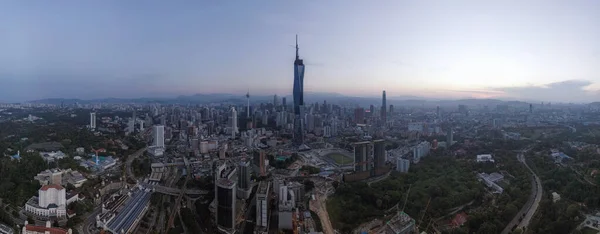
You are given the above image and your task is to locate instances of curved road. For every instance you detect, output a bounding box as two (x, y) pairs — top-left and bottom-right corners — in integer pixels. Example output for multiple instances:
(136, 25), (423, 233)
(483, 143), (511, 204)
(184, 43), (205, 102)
(517, 153), (542, 230)
(502, 153), (542, 234)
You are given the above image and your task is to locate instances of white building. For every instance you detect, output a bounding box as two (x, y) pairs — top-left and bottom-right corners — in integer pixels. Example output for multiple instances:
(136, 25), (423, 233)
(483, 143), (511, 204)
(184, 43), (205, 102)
(412, 141), (431, 163)
(408, 122), (424, 132)
(39, 151), (66, 162)
(552, 192), (561, 203)
(89, 112), (96, 130)
(25, 185), (78, 218)
(396, 158), (410, 173)
(153, 125), (165, 148)
(476, 154), (494, 163)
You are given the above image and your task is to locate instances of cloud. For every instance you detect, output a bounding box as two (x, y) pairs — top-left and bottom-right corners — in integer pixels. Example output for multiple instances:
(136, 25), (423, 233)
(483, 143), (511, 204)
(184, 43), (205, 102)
(490, 79), (598, 103)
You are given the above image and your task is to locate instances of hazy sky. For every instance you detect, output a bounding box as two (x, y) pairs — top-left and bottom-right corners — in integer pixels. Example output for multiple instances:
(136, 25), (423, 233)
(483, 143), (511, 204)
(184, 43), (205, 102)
(1, 1), (599, 102)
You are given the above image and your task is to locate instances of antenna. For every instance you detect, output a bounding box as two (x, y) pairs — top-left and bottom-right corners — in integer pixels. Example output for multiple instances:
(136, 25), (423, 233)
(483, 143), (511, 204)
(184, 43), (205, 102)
(295, 34), (299, 59)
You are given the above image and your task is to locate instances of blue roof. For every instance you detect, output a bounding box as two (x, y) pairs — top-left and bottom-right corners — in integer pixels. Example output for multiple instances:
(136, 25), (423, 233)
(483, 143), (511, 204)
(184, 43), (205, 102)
(11, 154), (20, 159)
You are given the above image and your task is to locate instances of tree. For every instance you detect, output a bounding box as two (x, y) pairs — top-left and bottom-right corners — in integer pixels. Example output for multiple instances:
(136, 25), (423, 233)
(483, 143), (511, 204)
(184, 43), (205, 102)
(566, 204), (580, 218)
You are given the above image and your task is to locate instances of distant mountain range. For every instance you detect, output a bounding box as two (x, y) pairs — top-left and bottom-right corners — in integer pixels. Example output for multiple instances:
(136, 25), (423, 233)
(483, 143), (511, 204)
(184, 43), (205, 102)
(28, 92), (540, 107)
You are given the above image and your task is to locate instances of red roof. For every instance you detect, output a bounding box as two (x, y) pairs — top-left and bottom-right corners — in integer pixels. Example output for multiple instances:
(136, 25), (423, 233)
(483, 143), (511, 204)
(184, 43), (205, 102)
(40, 184), (64, 191)
(26, 225), (69, 234)
(450, 212), (468, 228)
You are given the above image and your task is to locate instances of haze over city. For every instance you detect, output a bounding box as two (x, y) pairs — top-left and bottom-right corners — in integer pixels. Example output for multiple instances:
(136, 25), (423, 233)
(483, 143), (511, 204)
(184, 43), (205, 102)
(1, 1), (599, 102)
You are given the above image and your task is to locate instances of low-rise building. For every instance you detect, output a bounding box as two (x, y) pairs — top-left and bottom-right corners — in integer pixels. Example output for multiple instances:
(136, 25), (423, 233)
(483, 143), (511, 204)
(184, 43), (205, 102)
(22, 221), (71, 234)
(0, 223), (13, 234)
(476, 154), (494, 163)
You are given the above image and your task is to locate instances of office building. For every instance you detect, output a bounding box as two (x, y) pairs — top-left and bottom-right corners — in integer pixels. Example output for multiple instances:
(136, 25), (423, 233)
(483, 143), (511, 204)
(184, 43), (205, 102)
(282, 97), (287, 109)
(389, 104), (394, 114)
(246, 91), (250, 118)
(353, 141), (373, 172)
(237, 160), (251, 199)
(273, 95), (278, 106)
(216, 178), (237, 233)
(89, 112), (96, 130)
(231, 107), (238, 139)
(255, 181), (271, 232)
(293, 35), (305, 145)
(373, 139), (386, 168)
(381, 90), (387, 123)
(153, 125), (165, 148)
(354, 107), (365, 124)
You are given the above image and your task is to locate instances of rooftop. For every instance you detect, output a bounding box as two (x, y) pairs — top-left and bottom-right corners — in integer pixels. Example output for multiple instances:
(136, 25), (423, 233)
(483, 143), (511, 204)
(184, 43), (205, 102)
(41, 184), (64, 191)
(25, 225), (69, 234)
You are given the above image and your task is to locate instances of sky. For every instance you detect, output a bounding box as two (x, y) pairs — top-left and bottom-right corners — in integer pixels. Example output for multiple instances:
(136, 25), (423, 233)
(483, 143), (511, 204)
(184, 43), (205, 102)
(0, 1), (599, 103)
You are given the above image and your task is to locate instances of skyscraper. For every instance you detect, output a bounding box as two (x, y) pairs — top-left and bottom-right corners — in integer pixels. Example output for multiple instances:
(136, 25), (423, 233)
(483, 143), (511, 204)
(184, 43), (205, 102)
(373, 139), (386, 168)
(237, 160), (251, 199)
(381, 90), (387, 123)
(246, 91), (250, 118)
(293, 35), (305, 145)
(89, 112), (96, 130)
(354, 107), (365, 124)
(353, 141), (373, 172)
(153, 125), (165, 148)
(231, 107), (238, 138)
(216, 178), (236, 233)
(256, 181), (271, 232)
(273, 94), (278, 106)
(282, 97), (287, 109)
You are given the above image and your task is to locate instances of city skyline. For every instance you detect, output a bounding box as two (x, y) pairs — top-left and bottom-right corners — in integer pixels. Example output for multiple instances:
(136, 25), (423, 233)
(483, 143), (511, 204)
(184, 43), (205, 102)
(1, 1), (600, 102)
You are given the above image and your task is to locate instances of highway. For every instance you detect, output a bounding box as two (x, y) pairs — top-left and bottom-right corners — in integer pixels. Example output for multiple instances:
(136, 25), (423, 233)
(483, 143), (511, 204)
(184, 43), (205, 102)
(501, 151), (542, 234)
(516, 153), (542, 230)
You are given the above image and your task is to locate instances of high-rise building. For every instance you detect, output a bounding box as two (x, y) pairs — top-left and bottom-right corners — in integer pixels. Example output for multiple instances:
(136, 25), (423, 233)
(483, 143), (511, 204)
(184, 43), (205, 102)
(231, 107), (238, 139)
(273, 94), (279, 106)
(389, 104), (394, 115)
(373, 139), (386, 168)
(282, 97), (287, 109)
(259, 150), (266, 176)
(237, 160), (251, 199)
(447, 128), (454, 146)
(246, 91), (250, 118)
(216, 179), (236, 233)
(353, 141), (373, 172)
(293, 35), (305, 145)
(412, 141), (431, 163)
(381, 90), (387, 123)
(397, 158), (410, 173)
(153, 125), (165, 148)
(256, 181), (271, 231)
(369, 105), (375, 117)
(529, 103), (533, 113)
(354, 108), (365, 124)
(89, 112), (96, 130)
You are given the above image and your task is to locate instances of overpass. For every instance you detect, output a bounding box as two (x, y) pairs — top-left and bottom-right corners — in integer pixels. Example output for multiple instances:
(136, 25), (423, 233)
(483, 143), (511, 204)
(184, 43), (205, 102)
(143, 183), (209, 196)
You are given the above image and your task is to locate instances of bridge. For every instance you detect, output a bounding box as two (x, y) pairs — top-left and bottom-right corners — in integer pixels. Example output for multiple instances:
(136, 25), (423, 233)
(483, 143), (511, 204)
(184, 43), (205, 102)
(144, 183), (209, 196)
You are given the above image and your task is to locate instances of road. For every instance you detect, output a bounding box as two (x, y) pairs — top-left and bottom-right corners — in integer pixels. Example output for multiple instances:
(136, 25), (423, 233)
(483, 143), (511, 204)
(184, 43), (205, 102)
(517, 153), (543, 230)
(309, 193), (334, 234)
(501, 152), (542, 234)
(80, 207), (102, 234)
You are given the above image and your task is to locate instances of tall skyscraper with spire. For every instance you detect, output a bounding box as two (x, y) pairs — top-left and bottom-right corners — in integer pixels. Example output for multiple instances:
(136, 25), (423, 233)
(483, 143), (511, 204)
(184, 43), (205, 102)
(381, 90), (387, 123)
(293, 35), (305, 145)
